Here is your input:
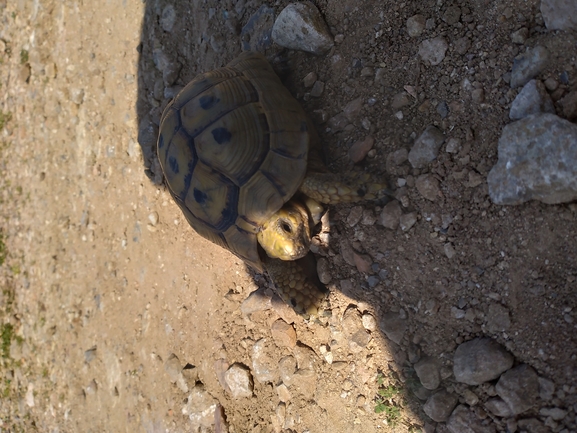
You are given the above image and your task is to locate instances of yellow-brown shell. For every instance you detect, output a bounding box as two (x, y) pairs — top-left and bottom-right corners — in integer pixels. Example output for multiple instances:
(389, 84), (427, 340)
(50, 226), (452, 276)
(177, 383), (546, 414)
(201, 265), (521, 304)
(157, 52), (310, 272)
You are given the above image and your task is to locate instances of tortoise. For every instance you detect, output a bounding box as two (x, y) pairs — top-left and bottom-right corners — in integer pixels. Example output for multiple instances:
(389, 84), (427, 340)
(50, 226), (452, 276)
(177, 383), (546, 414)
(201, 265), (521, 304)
(157, 51), (388, 317)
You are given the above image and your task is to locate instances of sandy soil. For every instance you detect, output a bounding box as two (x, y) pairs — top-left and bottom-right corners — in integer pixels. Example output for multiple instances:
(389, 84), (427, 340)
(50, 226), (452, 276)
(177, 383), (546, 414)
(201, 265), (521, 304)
(0, 0), (575, 432)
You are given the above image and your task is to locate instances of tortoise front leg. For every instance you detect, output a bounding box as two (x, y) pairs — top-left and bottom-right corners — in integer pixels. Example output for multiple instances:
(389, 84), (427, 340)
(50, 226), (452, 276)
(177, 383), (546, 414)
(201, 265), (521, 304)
(299, 172), (391, 204)
(263, 255), (328, 318)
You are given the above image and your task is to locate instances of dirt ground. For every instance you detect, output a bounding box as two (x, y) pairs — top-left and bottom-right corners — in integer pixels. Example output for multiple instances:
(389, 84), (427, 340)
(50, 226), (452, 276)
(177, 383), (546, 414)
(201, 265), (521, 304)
(0, 0), (576, 432)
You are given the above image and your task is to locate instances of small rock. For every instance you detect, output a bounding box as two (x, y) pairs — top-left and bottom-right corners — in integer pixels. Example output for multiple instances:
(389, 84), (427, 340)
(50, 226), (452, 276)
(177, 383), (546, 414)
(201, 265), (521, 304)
(544, 77), (559, 91)
(361, 313), (377, 331)
(539, 407), (567, 421)
(349, 329), (371, 352)
(399, 212), (418, 231)
(240, 5), (275, 52)
(160, 5), (176, 32)
(182, 385), (218, 428)
(415, 174), (441, 201)
(379, 200), (402, 230)
(443, 6), (461, 25)
(310, 80), (325, 98)
(271, 319), (297, 348)
(349, 136), (374, 163)
(415, 356), (441, 390)
(538, 377), (556, 400)
(84, 346), (97, 363)
(436, 101), (449, 118)
(353, 252), (371, 273)
(487, 113), (577, 205)
(279, 356), (297, 386)
(453, 338), (514, 385)
(316, 258), (331, 284)
(485, 397), (514, 417)
(343, 97), (364, 120)
(559, 90), (577, 121)
(445, 138), (461, 154)
(241, 288), (272, 315)
(541, 0), (577, 31)
(471, 88), (485, 103)
(485, 303), (511, 332)
(454, 36), (471, 55)
(517, 418), (547, 433)
(444, 243), (456, 259)
(510, 27), (529, 44)
(510, 46), (550, 88)
(252, 339), (278, 383)
(496, 364), (539, 415)
(379, 312), (407, 344)
(391, 92), (411, 109)
(408, 126), (445, 168)
(225, 364), (254, 398)
(328, 113), (349, 131)
(293, 368), (317, 399)
(303, 72), (317, 87)
(423, 389), (459, 422)
(418, 37), (449, 66)
(406, 14), (426, 37)
(271, 1), (334, 55)
(447, 405), (497, 433)
(509, 80), (555, 120)
(276, 383), (292, 402)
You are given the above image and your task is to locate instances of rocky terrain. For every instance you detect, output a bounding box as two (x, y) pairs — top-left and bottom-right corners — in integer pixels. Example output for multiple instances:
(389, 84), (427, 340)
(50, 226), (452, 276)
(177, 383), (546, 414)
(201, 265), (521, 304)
(0, 0), (576, 432)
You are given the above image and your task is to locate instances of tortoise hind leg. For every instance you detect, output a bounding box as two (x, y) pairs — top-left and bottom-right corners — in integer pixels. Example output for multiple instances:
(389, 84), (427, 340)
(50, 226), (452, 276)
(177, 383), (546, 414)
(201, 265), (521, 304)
(263, 254), (328, 318)
(299, 171), (391, 204)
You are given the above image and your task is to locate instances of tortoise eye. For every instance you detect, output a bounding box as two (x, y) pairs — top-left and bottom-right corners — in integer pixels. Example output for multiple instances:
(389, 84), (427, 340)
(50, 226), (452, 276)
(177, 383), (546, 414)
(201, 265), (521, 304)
(281, 221), (292, 233)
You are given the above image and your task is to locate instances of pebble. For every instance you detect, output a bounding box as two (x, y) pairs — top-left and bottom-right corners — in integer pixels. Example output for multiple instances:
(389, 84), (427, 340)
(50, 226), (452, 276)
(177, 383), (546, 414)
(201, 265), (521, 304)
(408, 125), (445, 168)
(240, 288), (272, 315)
(346, 206), (364, 227)
(445, 138), (461, 154)
(447, 404), (497, 433)
(348, 136), (374, 163)
(252, 339), (277, 383)
(271, 2), (334, 55)
(539, 407), (567, 421)
(327, 113), (349, 132)
(485, 303), (511, 332)
(303, 72), (317, 88)
(160, 5), (176, 32)
(415, 174), (441, 202)
(517, 418), (547, 433)
(444, 243), (456, 260)
(485, 397), (514, 417)
(361, 313), (377, 332)
(240, 5), (274, 51)
(182, 385), (218, 428)
(454, 36), (471, 55)
(343, 97), (364, 120)
(443, 6), (461, 25)
(316, 257), (331, 284)
(391, 92), (411, 109)
(276, 383), (292, 402)
(379, 312), (407, 344)
(423, 389), (459, 422)
(471, 88), (485, 103)
(418, 37), (449, 66)
(436, 101), (449, 118)
(510, 27), (529, 44)
(399, 212), (418, 231)
(496, 364), (539, 415)
(509, 79), (555, 120)
(414, 356), (441, 390)
(406, 14), (426, 37)
(453, 338), (514, 385)
(541, 0), (577, 31)
(279, 356), (297, 386)
(224, 364), (254, 398)
(487, 113), (577, 205)
(559, 91), (577, 121)
(270, 319), (297, 349)
(538, 377), (556, 400)
(510, 46), (550, 88)
(310, 80), (325, 98)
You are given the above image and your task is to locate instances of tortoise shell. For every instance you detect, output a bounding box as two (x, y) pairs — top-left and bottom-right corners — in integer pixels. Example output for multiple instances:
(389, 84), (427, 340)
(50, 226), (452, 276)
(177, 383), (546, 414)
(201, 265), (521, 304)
(157, 51), (310, 272)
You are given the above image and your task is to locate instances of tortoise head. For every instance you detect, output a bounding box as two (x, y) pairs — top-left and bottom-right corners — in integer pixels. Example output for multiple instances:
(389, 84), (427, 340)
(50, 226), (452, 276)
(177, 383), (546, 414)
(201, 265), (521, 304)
(257, 200), (312, 261)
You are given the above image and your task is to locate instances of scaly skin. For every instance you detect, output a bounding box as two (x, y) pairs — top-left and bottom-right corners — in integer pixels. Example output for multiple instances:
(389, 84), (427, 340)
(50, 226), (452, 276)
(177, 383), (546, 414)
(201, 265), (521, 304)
(299, 172), (390, 204)
(264, 255), (327, 318)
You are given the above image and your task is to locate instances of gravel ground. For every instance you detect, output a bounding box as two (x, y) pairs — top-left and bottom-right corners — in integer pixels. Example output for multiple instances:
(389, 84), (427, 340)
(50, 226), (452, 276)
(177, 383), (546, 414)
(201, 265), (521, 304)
(0, 1), (576, 432)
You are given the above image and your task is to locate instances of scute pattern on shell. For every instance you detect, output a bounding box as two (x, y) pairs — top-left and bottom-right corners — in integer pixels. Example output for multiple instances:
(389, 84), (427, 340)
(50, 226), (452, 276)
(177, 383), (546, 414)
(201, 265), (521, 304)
(157, 52), (310, 271)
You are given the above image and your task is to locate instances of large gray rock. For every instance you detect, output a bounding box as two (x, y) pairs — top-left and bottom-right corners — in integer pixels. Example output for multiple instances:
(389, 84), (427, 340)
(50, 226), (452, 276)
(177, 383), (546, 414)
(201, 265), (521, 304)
(271, 2), (334, 55)
(446, 405), (496, 433)
(453, 338), (514, 385)
(423, 389), (458, 422)
(488, 113), (577, 205)
(541, 0), (577, 31)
